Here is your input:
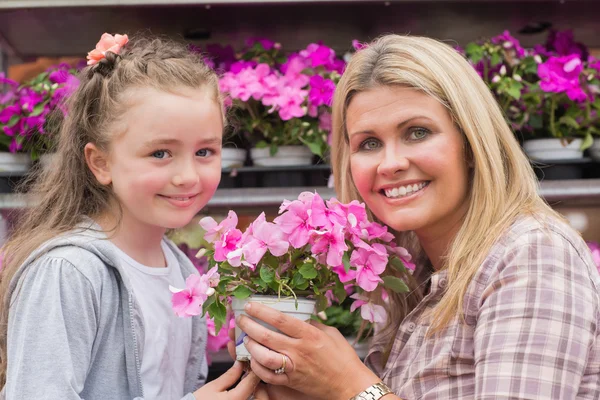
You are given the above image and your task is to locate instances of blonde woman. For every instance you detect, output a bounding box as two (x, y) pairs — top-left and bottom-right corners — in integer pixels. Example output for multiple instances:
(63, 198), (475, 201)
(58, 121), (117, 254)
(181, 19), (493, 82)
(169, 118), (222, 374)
(235, 34), (600, 400)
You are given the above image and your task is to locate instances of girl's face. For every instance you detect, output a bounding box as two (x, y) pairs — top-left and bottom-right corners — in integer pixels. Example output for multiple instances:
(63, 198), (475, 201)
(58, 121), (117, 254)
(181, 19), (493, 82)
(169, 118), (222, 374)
(347, 86), (471, 241)
(100, 86), (222, 235)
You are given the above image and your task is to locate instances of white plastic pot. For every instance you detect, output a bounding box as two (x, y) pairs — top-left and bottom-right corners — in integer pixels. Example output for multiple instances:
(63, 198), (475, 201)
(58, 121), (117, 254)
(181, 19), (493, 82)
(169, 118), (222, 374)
(0, 152), (31, 173)
(522, 138), (584, 161)
(221, 148), (247, 169)
(231, 295), (316, 361)
(250, 145), (313, 167)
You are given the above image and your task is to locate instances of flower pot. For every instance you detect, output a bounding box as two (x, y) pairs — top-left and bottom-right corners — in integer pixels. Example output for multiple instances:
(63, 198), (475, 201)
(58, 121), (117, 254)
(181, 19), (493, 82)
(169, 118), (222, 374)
(250, 145), (313, 167)
(590, 140), (600, 161)
(0, 152), (31, 173)
(221, 148), (247, 169)
(523, 138), (584, 161)
(231, 295), (316, 361)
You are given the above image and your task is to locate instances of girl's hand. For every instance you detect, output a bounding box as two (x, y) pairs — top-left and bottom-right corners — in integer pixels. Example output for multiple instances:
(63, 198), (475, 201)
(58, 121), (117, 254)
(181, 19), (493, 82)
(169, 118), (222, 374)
(192, 361), (267, 400)
(236, 302), (382, 400)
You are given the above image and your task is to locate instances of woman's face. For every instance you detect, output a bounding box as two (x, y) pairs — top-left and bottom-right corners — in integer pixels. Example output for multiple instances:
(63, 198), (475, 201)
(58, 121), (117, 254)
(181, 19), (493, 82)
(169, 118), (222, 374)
(347, 86), (471, 240)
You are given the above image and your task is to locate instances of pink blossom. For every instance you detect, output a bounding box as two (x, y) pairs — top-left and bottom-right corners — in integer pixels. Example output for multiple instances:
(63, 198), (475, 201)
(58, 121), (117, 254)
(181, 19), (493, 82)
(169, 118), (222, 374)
(201, 266), (221, 288)
(538, 55), (588, 102)
(170, 274), (213, 318)
(350, 293), (386, 323)
(308, 194), (347, 230)
(274, 199), (312, 248)
(332, 264), (357, 283)
(214, 228), (242, 262)
(360, 221), (395, 243)
(300, 43), (336, 69)
(386, 244), (416, 272)
(308, 75), (335, 107)
(352, 40), (367, 51)
(350, 243), (388, 292)
(310, 224), (348, 266)
(242, 215), (290, 266)
(199, 211), (239, 243)
(319, 112), (332, 133)
(206, 316), (234, 364)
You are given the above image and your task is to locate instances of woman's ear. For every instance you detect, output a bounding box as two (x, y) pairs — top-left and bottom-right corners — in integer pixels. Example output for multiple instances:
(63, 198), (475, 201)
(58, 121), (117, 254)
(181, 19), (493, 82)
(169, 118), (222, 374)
(84, 143), (112, 185)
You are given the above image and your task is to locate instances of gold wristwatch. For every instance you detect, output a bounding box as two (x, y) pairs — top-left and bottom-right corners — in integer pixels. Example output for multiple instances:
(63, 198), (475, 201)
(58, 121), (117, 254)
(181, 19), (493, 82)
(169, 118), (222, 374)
(349, 382), (392, 400)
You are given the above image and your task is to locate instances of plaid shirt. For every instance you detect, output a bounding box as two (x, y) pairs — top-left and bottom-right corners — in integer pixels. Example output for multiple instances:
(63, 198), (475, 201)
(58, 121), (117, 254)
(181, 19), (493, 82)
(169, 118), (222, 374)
(365, 216), (600, 399)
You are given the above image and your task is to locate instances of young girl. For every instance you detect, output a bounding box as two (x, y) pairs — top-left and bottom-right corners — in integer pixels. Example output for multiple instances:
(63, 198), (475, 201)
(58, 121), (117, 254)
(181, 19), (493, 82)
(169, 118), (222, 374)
(234, 35), (600, 399)
(0, 33), (265, 400)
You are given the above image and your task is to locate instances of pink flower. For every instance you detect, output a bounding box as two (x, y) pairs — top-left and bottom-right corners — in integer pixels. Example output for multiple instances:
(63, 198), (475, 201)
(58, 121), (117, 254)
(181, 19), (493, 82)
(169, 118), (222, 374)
(587, 241), (600, 273)
(310, 224), (348, 267)
(274, 199), (312, 248)
(352, 40), (368, 51)
(360, 221), (395, 243)
(309, 194), (347, 230)
(308, 75), (335, 107)
(319, 112), (332, 133)
(242, 214), (290, 266)
(214, 228), (242, 262)
(350, 243), (388, 292)
(332, 264), (357, 283)
(350, 293), (386, 323)
(200, 211), (239, 243)
(206, 317), (234, 364)
(386, 244), (416, 273)
(538, 55), (588, 102)
(170, 274), (214, 318)
(87, 33), (129, 66)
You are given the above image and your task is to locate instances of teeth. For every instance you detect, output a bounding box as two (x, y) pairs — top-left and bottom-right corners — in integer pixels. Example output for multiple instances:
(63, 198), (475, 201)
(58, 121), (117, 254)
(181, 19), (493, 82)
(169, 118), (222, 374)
(384, 182), (428, 199)
(174, 197), (190, 201)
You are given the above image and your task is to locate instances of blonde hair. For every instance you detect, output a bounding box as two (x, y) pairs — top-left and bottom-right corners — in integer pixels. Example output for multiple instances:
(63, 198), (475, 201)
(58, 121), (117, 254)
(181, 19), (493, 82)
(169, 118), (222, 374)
(331, 35), (562, 360)
(0, 35), (225, 386)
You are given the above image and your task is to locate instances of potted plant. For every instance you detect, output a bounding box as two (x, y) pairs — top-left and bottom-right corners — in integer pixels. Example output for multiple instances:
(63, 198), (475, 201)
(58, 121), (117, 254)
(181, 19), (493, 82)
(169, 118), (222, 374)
(169, 191), (414, 361)
(463, 30), (600, 162)
(0, 63), (79, 172)
(218, 39), (338, 166)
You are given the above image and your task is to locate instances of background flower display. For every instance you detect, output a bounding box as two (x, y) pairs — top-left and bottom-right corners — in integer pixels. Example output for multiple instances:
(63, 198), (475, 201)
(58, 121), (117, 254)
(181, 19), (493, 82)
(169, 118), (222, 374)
(215, 38), (340, 160)
(0, 63), (80, 157)
(170, 192), (415, 333)
(462, 29), (600, 150)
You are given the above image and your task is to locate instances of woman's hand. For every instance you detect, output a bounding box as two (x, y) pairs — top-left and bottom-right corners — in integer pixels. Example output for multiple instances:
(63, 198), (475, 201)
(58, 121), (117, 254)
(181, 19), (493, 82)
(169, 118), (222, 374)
(236, 302), (382, 400)
(192, 361), (267, 400)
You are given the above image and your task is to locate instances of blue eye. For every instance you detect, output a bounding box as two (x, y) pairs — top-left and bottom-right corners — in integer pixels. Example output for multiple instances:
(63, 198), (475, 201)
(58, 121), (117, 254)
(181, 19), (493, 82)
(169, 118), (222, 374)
(196, 149), (213, 157)
(151, 150), (170, 159)
(360, 139), (381, 151)
(409, 128), (429, 140)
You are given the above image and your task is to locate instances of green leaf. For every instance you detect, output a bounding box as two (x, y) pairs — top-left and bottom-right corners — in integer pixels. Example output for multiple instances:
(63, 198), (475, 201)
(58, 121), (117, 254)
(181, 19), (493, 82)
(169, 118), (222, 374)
(382, 276), (410, 293)
(558, 115), (580, 130)
(201, 295), (216, 316)
(581, 131), (594, 151)
(465, 43), (484, 63)
(298, 137), (323, 157)
(333, 281), (347, 303)
(390, 256), (407, 273)
(30, 102), (47, 117)
(528, 114), (544, 130)
(291, 272), (308, 290)
(7, 114), (20, 128)
(299, 263), (318, 279)
(505, 81), (523, 100)
(490, 52), (502, 66)
(254, 140), (268, 149)
(259, 267), (275, 283)
(316, 295), (328, 312)
(269, 143), (278, 156)
(208, 300), (227, 334)
(232, 285), (253, 299)
(342, 252), (351, 273)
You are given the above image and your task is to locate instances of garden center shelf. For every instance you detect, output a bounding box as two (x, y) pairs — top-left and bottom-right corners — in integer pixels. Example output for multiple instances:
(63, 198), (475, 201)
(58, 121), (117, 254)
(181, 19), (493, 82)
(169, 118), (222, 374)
(1, 0), (598, 70)
(1, 179), (600, 211)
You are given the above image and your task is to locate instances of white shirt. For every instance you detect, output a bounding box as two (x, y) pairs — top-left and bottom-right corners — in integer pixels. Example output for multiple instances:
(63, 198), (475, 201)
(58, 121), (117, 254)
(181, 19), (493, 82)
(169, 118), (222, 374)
(114, 241), (192, 400)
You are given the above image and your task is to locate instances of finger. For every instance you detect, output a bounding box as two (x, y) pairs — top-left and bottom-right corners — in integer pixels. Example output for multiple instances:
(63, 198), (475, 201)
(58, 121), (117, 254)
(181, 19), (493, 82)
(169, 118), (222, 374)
(244, 302), (312, 339)
(237, 314), (293, 351)
(244, 336), (295, 374)
(228, 371), (261, 398)
(229, 326), (235, 341)
(227, 340), (236, 361)
(208, 361), (244, 391)
(253, 384), (270, 400)
(250, 357), (290, 385)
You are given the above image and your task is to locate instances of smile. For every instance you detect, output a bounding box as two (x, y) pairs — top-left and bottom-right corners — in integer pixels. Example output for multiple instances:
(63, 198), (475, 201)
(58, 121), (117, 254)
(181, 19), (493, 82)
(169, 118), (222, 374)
(159, 194), (199, 207)
(381, 181), (429, 199)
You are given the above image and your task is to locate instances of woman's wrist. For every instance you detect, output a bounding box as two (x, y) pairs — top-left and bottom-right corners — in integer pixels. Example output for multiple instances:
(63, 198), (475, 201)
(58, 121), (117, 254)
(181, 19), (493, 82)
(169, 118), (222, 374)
(335, 366), (383, 400)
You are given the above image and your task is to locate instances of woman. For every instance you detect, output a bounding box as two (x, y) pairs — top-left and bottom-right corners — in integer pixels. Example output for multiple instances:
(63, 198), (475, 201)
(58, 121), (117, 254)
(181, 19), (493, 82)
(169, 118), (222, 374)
(235, 35), (600, 399)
